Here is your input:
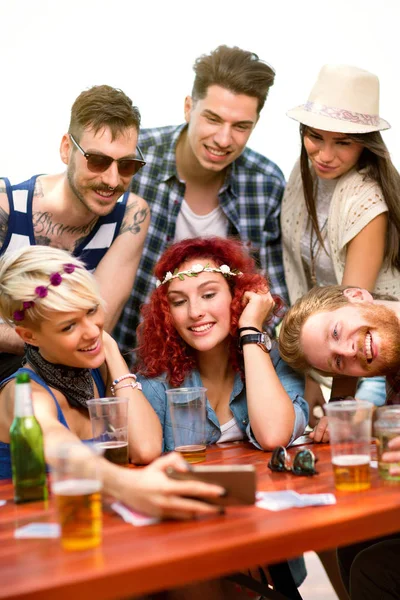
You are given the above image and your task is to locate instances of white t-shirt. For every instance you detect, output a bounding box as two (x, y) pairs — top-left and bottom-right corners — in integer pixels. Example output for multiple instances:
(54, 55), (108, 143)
(174, 200), (228, 242)
(217, 417), (245, 443)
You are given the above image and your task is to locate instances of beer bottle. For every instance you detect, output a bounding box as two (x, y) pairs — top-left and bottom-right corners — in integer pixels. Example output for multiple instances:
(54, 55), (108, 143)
(10, 372), (48, 503)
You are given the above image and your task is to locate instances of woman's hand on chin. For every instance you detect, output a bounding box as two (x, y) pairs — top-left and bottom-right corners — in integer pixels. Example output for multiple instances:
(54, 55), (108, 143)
(238, 290), (275, 330)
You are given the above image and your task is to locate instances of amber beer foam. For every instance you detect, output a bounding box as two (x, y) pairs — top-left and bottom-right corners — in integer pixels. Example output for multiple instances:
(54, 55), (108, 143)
(97, 441), (129, 467)
(175, 444), (206, 464)
(53, 479), (102, 550)
(332, 454), (370, 491)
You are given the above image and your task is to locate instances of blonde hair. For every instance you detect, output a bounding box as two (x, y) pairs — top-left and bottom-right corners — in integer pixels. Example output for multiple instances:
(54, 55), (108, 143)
(279, 286), (350, 372)
(279, 285), (399, 372)
(0, 246), (103, 326)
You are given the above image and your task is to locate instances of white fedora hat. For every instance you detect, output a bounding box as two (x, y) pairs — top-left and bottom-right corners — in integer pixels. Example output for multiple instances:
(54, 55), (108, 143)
(287, 64), (390, 134)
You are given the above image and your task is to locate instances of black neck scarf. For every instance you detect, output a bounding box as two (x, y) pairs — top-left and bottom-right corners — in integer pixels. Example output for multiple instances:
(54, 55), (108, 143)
(23, 345), (94, 410)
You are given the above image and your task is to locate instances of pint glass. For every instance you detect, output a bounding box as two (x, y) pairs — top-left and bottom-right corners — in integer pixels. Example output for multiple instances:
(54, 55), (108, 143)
(87, 397), (129, 467)
(50, 443), (102, 550)
(325, 400), (373, 491)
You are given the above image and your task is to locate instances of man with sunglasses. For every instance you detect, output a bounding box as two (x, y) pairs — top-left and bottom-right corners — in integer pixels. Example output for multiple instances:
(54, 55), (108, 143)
(114, 45), (288, 358)
(0, 84), (149, 379)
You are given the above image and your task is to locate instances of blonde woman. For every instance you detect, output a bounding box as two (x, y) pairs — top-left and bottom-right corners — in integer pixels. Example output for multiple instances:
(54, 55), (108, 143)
(0, 245), (224, 519)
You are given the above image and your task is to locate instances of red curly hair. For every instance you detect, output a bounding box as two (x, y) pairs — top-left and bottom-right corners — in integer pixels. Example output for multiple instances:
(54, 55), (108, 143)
(136, 237), (283, 387)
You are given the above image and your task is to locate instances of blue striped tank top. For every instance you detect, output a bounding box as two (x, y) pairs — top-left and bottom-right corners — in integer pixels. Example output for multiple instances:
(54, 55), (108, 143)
(0, 175), (129, 270)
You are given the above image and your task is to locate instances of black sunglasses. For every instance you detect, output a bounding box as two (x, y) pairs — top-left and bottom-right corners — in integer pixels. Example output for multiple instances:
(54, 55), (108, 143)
(69, 134), (146, 178)
(268, 446), (318, 476)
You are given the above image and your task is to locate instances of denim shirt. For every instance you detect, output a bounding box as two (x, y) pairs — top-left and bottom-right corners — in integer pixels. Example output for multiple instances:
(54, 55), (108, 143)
(138, 347), (308, 587)
(138, 347), (308, 452)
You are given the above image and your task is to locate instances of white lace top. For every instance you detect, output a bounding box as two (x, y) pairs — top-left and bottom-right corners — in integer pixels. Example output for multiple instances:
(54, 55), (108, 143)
(281, 159), (400, 304)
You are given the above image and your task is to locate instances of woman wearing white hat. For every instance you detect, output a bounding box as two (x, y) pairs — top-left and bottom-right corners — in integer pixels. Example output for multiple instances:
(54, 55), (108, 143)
(281, 64), (400, 420)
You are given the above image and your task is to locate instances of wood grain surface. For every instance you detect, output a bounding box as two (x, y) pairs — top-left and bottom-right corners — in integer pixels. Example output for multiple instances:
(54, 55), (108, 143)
(1, 441), (399, 600)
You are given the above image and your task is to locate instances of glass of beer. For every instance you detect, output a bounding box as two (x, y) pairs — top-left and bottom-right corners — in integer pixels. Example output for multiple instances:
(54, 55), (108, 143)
(166, 387), (207, 464)
(374, 406), (400, 481)
(49, 442), (103, 551)
(324, 400), (373, 492)
(87, 397), (129, 467)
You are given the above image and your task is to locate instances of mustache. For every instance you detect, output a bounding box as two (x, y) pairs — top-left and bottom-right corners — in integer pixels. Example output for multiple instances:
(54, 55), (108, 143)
(89, 183), (126, 194)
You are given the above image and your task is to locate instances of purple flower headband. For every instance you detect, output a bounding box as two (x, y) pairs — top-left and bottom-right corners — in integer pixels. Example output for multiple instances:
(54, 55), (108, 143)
(13, 263), (78, 322)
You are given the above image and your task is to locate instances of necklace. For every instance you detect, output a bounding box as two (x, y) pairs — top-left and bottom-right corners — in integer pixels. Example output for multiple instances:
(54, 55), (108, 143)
(309, 218), (329, 286)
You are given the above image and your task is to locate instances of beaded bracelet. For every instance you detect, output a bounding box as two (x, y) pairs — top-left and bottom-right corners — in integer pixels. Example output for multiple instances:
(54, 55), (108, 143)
(111, 381), (143, 396)
(110, 374), (139, 396)
(111, 374), (137, 386)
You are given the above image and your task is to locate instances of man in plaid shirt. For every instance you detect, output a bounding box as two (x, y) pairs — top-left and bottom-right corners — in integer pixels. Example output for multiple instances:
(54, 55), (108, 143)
(114, 45), (288, 359)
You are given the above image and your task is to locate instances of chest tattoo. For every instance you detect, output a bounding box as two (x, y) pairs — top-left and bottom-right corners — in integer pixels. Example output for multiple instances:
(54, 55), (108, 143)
(32, 211), (97, 250)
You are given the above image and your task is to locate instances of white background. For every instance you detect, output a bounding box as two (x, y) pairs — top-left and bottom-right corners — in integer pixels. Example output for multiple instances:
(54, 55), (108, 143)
(1, 0), (399, 182)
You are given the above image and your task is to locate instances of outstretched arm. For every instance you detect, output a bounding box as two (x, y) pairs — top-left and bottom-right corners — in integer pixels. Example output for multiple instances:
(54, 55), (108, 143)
(2, 382), (222, 520)
(94, 193), (150, 332)
(103, 452), (225, 520)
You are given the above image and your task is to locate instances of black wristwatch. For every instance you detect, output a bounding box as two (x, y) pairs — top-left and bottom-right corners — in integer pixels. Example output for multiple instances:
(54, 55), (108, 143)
(239, 332), (272, 353)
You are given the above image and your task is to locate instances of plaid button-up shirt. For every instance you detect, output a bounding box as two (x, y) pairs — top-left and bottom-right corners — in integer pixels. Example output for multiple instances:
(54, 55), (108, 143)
(114, 125), (288, 358)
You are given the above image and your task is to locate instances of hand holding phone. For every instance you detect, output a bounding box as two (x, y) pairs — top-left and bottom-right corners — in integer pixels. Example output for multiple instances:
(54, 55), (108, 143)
(166, 464), (256, 506)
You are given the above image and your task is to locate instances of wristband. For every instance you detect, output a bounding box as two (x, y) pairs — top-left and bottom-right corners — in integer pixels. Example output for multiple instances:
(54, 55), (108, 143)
(239, 332), (272, 353)
(238, 326), (261, 335)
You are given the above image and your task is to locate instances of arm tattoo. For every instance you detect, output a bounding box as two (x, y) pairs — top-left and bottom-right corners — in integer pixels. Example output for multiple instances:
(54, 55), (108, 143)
(120, 201), (149, 236)
(0, 206), (9, 246)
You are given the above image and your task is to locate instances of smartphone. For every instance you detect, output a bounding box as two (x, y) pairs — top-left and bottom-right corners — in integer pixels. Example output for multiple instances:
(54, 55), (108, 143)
(166, 464), (256, 506)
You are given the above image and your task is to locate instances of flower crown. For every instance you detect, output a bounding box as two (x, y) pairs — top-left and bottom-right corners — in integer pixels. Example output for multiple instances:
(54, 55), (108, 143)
(13, 263), (79, 322)
(156, 263), (242, 287)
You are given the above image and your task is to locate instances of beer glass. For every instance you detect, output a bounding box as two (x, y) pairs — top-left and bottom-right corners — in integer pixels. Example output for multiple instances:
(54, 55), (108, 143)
(49, 442), (103, 551)
(87, 397), (129, 466)
(324, 400), (373, 491)
(374, 406), (400, 481)
(166, 387), (207, 464)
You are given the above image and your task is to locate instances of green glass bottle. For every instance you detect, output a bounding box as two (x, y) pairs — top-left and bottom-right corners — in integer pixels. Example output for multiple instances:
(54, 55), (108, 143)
(10, 372), (48, 503)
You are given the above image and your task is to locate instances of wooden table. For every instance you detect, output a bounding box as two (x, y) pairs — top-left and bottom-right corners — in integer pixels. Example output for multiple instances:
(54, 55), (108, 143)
(1, 441), (400, 600)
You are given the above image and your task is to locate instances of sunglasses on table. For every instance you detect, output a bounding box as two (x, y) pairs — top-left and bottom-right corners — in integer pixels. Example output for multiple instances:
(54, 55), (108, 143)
(268, 446), (318, 476)
(69, 134), (146, 177)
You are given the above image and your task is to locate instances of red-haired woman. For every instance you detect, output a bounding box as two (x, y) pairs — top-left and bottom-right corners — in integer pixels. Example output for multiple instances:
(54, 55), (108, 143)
(138, 238), (308, 451)
(137, 236), (308, 452)
(136, 237), (308, 593)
